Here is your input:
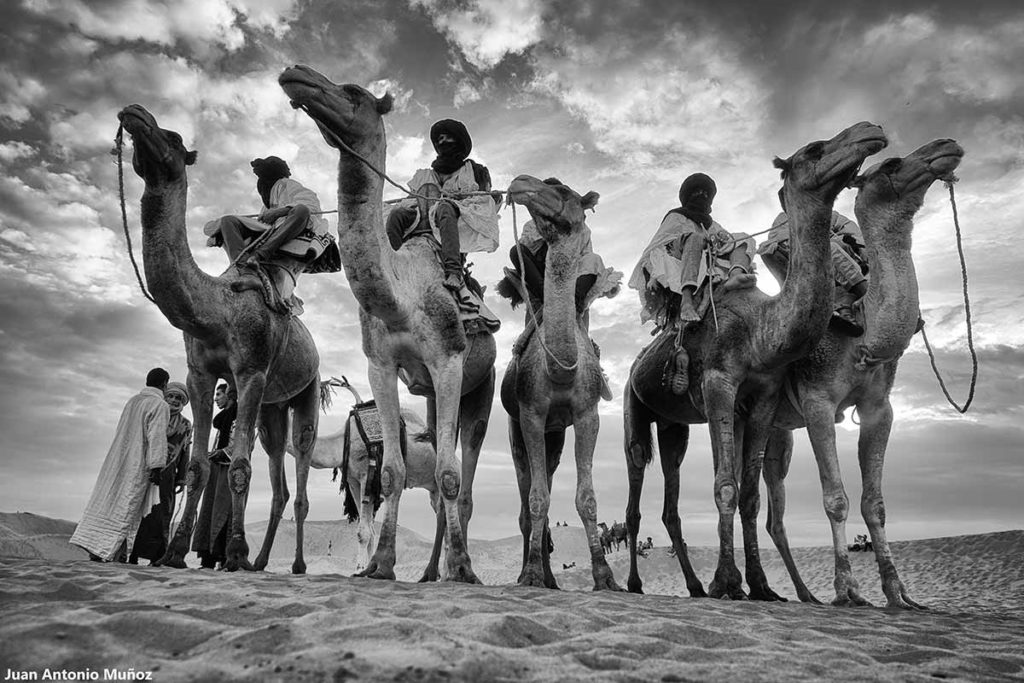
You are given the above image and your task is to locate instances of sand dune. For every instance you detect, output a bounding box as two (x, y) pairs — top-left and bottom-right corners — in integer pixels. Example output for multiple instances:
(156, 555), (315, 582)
(2, 512), (1023, 681)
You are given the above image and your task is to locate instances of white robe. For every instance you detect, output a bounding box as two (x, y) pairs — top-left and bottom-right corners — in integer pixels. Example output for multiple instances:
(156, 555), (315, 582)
(70, 387), (170, 560)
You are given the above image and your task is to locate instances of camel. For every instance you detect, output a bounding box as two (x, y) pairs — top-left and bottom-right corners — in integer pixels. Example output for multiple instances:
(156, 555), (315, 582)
(501, 175), (621, 591)
(117, 105), (320, 574)
(622, 122), (888, 599)
(761, 139), (964, 608)
(279, 65), (495, 582)
(284, 377), (446, 581)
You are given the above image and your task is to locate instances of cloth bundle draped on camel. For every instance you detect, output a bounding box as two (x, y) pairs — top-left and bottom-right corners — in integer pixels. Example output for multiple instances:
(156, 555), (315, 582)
(622, 122), (889, 600)
(761, 138), (964, 609)
(116, 105), (320, 574)
(279, 64), (495, 582)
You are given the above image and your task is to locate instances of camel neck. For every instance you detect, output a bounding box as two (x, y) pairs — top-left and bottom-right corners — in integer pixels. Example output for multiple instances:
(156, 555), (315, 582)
(856, 205), (920, 359)
(540, 231), (583, 382)
(762, 190), (835, 363)
(140, 181), (221, 337)
(334, 124), (405, 328)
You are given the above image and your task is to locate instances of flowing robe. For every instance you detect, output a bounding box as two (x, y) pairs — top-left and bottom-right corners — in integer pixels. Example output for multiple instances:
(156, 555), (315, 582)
(70, 387), (169, 560)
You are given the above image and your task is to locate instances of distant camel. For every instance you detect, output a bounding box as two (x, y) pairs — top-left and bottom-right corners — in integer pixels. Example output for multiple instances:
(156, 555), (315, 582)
(562, 562), (577, 570)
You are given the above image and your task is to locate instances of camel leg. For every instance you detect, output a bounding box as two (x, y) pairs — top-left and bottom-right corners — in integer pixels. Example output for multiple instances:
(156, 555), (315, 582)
(288, 379), (318, 575)
(803, 395), (869, 606)
(574, 410), (621, 591)
(253, 404), (289, 572)
(224, 371), (267, 572)
(360, 361), (405, 580)
(519, 409), (552, 588)
(858, 398), (925, 610)
(703, 373), (746, 600)
(740, 403), (787, 602)
(509, 416), (533, 584)
(431, 357), (479, 584)
(418, 489), (445, 583)
(543, 430), (565, 590)
(763, 427), (821, 604)
(623, 383), (651, 594)
(457, 367), (494, 546)
(657, 421), (706, 598)
(157, 369), (216, 568)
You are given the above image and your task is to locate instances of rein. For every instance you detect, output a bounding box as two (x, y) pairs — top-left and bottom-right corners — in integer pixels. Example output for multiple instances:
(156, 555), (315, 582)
(919, 181), (978, 413)
(510, 202), (580, 373)
(113, 124), (157, 304)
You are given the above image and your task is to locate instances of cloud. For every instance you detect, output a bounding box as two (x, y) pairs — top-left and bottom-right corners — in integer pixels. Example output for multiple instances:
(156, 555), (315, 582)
(412, 0), (544, 69)
(22, 0), (299, 50)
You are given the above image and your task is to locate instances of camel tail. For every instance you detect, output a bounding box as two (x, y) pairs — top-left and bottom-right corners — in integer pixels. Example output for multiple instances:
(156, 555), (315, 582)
(319, 379), (336, 413)
(624, 380), (656, 468)
(495, 274), (524, 309)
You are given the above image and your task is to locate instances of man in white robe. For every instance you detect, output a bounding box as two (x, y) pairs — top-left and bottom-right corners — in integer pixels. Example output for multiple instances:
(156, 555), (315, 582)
(70, 368), (171, 561)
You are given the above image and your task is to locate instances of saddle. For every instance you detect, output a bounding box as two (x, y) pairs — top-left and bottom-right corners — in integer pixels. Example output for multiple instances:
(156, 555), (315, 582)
(337, 400), (408, 519)
(230, 259), (304, 316)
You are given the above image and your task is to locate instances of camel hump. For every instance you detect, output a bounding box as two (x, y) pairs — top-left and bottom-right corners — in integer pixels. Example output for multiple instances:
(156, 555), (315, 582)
(263, 317), (319, 404)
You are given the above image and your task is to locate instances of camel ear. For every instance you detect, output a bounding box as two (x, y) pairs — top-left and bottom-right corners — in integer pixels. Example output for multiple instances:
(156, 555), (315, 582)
(185, 150), (198, 166)
(376, 92), (394, 115)
(580, 190), (600, 211)
(772, 156), (791, 175)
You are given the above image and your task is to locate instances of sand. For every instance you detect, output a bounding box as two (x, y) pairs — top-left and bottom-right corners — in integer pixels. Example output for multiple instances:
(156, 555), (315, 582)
(2, 512), (1022, 682)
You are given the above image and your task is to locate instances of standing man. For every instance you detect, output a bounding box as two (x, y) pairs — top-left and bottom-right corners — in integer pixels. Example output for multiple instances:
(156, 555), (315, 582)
(193, 382), (237, 569)
(71, 368), (171, 562)
(129, 381), (192, 564)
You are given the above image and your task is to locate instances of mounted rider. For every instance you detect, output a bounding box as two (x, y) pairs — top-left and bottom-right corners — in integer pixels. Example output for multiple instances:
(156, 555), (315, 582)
(386, 119), (501, 311)
(629, 173), (756, 393)
(203, 156), (340, 314)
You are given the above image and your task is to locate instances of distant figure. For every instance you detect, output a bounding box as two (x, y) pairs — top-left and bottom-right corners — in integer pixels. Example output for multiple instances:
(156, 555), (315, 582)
(193, 383), (237, 569)
(130, 381), (192, 564)
(562, 562), (576, 570)
(70, 368), (171, 562)
(327, 540), (333, 556)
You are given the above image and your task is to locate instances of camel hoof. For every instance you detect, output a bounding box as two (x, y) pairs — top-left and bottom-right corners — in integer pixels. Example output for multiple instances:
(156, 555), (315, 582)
(627, 579), (644, 595)
(518, 568), (547, 588)
(832, 589), (872, 608)
(357, 561), (396, 581)
(708, 581), (748, 601)
(687, 585), (708, 599)
(748, 585), (788, 602)
(799, 592), (824, 605)
(448, 565), (481, 585)
(593, 579), (624, 592)
(158, 554), (187, 569)
(291, 561), (306, 575)
(417, 572), (439, 583)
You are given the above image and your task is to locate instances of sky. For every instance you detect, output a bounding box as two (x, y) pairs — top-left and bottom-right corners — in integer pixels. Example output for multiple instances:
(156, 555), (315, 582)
(1, 0), (1022, 553)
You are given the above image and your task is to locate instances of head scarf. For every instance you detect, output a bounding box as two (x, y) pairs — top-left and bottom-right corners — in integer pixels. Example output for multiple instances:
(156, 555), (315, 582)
(165, 382), (190, 406)
(251, 156), (291, 208)
(671, 172), (717, 229)
(429, 119), (472, 175)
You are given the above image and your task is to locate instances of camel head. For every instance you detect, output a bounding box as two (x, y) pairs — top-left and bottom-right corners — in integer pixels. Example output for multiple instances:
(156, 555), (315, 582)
(507, 175), (599, 244)
(117, 104), (197, 185)
(279, 65), (393, 149)
(852, 139), (964, 223)
(774, 121), (888, 206)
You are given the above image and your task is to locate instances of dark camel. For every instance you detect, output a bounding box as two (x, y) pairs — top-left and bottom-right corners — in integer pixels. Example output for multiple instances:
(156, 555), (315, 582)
(762, 138), (964, 608)
(118, 105), (320, 574)
(501, 175), (621, 591)
(279, 65), (495, 582)
(623, 122), (888, 598)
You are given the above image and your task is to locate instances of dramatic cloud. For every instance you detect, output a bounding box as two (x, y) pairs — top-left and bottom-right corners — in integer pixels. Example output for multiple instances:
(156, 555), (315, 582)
(0, 0), (1021, 552)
